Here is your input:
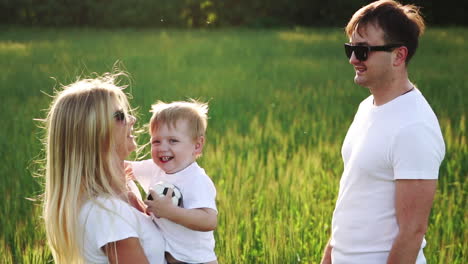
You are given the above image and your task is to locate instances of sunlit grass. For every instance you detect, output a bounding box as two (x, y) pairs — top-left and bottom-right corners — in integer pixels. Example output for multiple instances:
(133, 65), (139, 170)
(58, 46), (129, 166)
(0, 27), (466, 263)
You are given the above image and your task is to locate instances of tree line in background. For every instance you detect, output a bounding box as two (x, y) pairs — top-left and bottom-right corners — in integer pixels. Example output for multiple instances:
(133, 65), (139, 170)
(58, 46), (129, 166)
(1, 0), (466, 28)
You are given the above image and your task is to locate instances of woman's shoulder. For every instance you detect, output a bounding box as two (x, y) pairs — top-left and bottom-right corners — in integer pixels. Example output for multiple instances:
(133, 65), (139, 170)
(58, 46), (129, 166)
(79, 196), (143, 257)
(82, 195), (127, 210)
(79, 196), (145, 240)
(80, 195), (166, 262)
(80, 196), (138, 224)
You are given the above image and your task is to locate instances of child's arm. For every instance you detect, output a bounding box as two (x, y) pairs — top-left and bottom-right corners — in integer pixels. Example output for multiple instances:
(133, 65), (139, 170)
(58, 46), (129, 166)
(124, 160), (159, 193)
(124, 161), (136, 180)
(145, 189), (217, 232)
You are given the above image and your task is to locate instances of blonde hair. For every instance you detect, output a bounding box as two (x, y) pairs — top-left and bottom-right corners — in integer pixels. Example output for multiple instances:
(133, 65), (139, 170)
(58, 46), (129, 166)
(42, 73), (133, 263)
(149, 99), (208, 141)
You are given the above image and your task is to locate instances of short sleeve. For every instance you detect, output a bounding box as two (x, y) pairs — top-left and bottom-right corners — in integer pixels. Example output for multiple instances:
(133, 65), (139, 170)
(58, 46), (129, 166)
(184, 174), (217, 213)
(83, 198), (140, 250)
(391, 122), (445, 180)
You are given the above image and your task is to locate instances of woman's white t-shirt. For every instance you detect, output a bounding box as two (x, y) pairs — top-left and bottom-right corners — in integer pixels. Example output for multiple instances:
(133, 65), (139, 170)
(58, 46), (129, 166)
(79, 196), (166, 264)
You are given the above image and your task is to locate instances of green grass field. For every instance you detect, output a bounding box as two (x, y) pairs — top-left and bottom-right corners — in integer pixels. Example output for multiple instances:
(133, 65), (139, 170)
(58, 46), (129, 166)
(0, 27), (466, 263)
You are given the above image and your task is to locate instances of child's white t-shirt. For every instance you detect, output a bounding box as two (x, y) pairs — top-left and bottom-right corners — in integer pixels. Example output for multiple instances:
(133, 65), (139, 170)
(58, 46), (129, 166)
(131, 160), (217, 263)
(79, 196), (166, 264)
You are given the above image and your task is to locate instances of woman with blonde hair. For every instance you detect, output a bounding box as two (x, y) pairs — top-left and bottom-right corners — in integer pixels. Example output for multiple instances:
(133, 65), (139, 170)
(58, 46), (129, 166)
(42, 73), (165, 263)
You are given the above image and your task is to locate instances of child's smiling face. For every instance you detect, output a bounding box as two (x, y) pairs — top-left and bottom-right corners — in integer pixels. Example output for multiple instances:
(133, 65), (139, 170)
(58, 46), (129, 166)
(151, 119), (202, 174)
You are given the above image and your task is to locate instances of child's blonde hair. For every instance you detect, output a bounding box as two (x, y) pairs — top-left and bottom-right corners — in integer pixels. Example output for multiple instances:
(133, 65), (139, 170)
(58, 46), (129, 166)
(42, 73), (133, 263)
(150, 99), (208, 141)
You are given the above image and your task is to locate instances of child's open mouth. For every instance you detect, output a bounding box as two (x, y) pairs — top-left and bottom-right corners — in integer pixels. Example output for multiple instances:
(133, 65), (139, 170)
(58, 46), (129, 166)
(159, 156), (173, 163)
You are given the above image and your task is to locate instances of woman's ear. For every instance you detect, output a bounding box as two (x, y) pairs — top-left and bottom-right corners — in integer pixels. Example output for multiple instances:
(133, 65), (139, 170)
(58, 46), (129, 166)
(194, 136), (205, 156)
(393, 46), (408, 66)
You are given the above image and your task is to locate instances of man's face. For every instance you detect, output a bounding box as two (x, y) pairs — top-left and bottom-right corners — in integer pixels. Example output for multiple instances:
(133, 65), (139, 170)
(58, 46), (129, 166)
(348, 23), (395, 88)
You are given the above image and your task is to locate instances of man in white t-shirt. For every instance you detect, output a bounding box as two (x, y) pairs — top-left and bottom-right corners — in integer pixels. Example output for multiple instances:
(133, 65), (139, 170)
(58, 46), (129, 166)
(130, 100), (218, 264)
(320, 1), (445, 264)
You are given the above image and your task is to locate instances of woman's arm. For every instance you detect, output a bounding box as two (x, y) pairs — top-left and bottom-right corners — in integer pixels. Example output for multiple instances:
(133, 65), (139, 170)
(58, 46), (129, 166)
(102, 237), (149, 264)
(145, 189), (217, 231)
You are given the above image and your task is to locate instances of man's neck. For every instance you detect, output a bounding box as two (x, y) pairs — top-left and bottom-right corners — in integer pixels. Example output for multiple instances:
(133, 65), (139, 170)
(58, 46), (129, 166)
(369, 76), (414, 106)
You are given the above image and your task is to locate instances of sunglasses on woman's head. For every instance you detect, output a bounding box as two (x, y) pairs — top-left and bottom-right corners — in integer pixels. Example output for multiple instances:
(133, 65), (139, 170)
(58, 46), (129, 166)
(344, 43), (403, 61)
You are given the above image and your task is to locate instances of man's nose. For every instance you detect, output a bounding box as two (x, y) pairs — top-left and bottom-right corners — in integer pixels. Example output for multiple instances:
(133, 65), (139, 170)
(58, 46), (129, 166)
(349, 51), (360, 65)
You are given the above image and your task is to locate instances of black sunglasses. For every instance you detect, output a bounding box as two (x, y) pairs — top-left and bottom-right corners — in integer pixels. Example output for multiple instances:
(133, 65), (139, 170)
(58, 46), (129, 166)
(344, 43), (403, 61)
(113, 110), (126, 123)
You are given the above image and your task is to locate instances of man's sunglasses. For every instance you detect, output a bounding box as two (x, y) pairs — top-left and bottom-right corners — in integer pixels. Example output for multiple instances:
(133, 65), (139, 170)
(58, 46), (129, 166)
(344, 43), (403, 61)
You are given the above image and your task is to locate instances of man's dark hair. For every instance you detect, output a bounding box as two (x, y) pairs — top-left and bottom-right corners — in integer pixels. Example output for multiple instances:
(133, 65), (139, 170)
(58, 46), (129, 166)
(346, 0), (425, 64)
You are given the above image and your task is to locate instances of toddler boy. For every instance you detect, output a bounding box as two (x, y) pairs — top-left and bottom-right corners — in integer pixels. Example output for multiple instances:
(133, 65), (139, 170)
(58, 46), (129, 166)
(131, 100), (218, 264)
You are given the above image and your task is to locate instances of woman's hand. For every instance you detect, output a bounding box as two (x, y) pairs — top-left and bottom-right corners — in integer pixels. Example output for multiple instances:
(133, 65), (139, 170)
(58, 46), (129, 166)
(127, 191), (147, 214)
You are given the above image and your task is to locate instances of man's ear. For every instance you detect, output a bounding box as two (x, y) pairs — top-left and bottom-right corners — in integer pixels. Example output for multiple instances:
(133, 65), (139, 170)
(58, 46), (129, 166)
(393, 46), (408, 66)
(194, 136), (205, 156)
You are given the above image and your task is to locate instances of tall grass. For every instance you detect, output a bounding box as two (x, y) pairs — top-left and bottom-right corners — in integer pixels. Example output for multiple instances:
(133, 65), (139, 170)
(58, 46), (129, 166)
(0, 27), (466, 263)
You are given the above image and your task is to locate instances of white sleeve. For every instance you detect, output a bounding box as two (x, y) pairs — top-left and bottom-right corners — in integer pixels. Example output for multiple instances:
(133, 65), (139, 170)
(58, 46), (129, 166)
(391, 122), (445, 180)
(83, 198), (140, 250)
(129, 159), (159, 193)
(183, 174), (217, 213)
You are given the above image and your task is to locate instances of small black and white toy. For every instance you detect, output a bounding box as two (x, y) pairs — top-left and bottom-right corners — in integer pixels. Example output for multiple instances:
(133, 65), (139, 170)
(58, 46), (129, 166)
(147, 182), (183, 207)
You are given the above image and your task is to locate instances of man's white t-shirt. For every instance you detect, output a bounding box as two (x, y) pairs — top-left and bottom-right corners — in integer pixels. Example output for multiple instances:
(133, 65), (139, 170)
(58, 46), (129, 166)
(132, 160), (217, 263)
(331, 89), (445, 263)
(79, 196), (166, 264)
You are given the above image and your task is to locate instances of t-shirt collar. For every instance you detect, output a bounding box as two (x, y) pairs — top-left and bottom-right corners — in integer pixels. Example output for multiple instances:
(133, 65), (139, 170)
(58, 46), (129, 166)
(163, 161), (201, 180)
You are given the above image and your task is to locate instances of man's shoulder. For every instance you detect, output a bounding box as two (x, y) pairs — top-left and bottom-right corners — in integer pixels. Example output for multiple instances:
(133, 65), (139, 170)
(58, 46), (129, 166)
(399, 90), (439, 125)
(359, 95), (374, 107)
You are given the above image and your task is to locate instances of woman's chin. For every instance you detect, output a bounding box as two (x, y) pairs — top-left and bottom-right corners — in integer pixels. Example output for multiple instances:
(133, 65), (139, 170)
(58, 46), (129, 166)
(127, 143), (137, 155)
(119, 142), (137, 160)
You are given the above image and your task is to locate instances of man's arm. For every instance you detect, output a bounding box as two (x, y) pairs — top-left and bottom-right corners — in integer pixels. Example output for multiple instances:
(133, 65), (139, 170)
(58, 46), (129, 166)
(387, 179), (437, 264)
(320, 238), (333, 264)
(103, 237), (149, 264)
(145, 189), (217, 231)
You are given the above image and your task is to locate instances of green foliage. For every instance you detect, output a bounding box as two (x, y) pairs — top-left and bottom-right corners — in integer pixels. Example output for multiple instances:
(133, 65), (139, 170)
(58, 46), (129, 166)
(0, 27), (466, 263)
(1, 0), (468, 27)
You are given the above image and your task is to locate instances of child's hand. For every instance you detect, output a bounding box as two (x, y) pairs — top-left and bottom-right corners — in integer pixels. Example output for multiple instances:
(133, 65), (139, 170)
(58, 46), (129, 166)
(124, 161), (136, 181)
(144, 188), (177, 219)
